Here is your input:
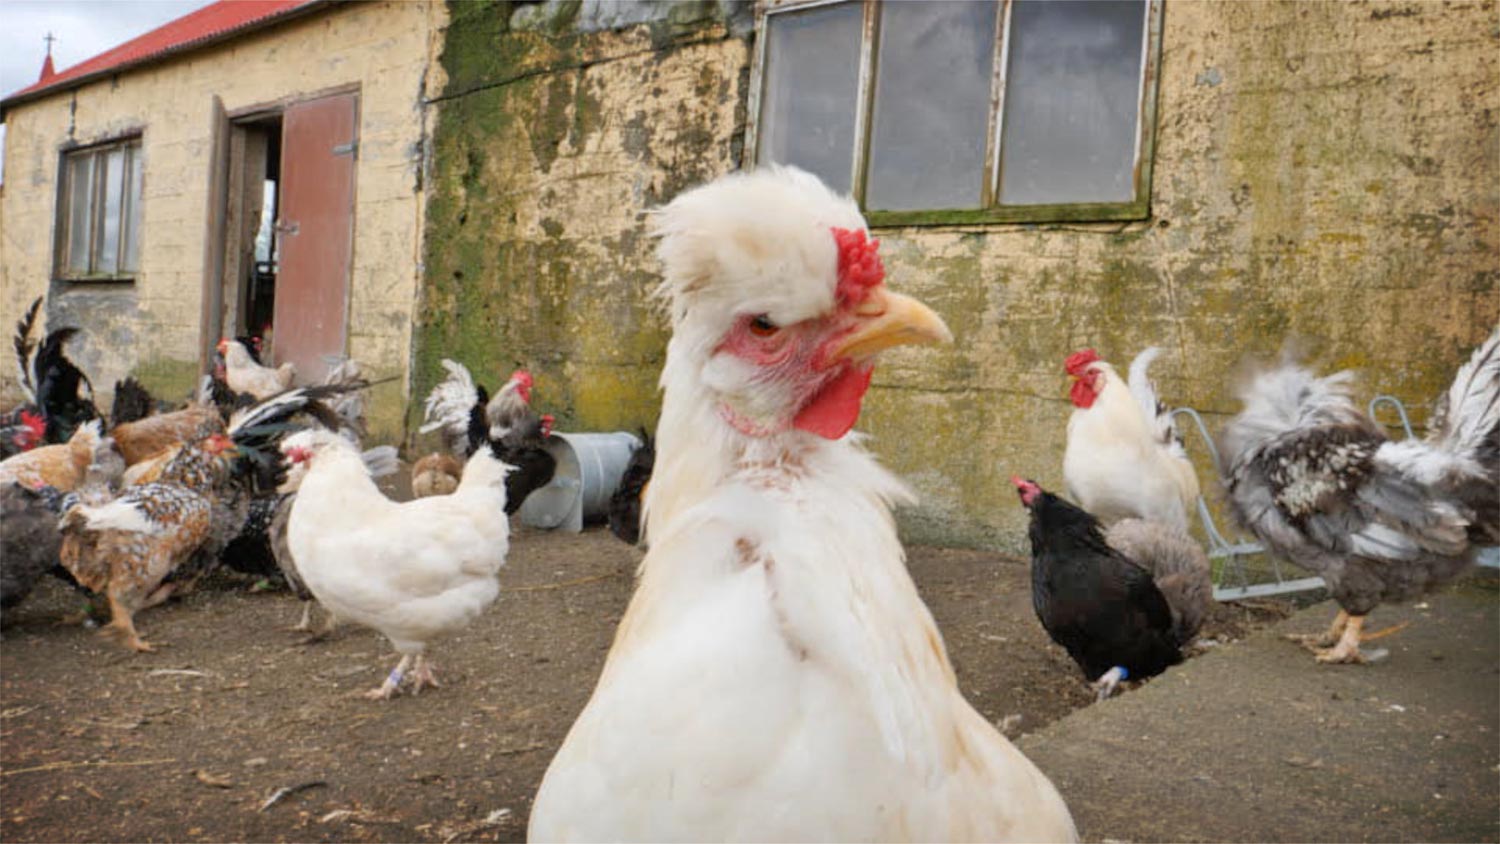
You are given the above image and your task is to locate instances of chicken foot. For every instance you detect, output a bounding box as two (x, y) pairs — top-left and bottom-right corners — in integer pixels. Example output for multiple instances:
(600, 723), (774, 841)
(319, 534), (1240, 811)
(364, 654), (413, 700)
(100, 593), (156, 653)
(1314, 614), (1368, 663)
(288, 603), (338, 642)
(410, 655), (441, 694)
(1286, 609), (1349, 649)
(1289, 611), (1397, 663)
(288, 601), (315, 633)
(1092, 666), (1128, 700)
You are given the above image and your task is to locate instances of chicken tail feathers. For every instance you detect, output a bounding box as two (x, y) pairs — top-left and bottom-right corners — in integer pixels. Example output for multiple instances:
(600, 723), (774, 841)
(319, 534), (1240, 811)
(13, 296), (42, 405)
(33, 326), (101, 442)
(419, 359), (480, 442)
(360, 445), (400, 479)
(1127, 346), (1187, 457)
(227, 382), (371, 436)
(110, 377), (157, 426)
(1427, 327), (1500, 467)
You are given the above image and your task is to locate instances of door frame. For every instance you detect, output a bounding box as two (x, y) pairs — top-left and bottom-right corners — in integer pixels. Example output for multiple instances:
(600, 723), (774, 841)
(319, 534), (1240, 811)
(204, 83), (361, 379)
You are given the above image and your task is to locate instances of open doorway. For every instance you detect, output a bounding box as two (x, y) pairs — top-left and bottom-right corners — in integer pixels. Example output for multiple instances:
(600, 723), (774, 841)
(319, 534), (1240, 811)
(215, 91), (357, 384)
(234, 115), (282, 346)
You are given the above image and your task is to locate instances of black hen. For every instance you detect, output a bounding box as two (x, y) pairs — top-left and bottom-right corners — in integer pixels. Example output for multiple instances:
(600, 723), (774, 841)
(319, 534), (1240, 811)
(608, 429), (655, 545)
(1014, 477), (1184, 698)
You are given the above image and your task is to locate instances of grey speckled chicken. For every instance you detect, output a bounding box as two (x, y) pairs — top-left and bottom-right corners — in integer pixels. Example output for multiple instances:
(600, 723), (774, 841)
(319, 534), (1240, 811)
(1, 435), (125, 615)
(1, 484), (64, 613)
(1219, 328), (1500, 664)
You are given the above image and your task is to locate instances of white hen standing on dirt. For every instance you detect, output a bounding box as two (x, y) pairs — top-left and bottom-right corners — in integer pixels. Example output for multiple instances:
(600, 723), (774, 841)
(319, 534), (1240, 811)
(279, 428), (510, 699)
(1063, 346), (1200, 532)
(529, 166), (1076, 842)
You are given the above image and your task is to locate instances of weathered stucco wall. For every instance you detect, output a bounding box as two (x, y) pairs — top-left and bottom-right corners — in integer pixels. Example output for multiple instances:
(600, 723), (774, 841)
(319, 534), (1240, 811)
(0, 1), (446, 441)
(420, 0), (1498, 551)
(416, 0), (752, 438)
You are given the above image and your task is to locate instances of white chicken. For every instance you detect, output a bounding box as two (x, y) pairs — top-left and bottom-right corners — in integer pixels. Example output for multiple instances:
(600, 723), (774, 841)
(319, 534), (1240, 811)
(279, 428), (511, 699)
(217, 337), (294, 399)
(1063, 346), (1200, 532)
(529, 166), (1076, 842)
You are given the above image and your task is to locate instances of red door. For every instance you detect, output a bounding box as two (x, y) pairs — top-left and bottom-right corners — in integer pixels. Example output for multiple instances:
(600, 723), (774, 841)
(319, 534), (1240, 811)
(272, 92), (357, 384)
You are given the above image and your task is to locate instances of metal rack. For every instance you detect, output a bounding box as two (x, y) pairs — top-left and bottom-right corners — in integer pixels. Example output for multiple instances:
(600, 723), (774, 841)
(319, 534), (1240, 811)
(1169, 407), (1325, 602)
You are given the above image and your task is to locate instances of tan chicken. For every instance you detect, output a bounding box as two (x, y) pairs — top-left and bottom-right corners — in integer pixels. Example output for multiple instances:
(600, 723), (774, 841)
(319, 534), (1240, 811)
(110, 404), (223, 466)
(218, 338), (294, 399)
(0, 420), (104, 491)
(411, 452), (463, 498)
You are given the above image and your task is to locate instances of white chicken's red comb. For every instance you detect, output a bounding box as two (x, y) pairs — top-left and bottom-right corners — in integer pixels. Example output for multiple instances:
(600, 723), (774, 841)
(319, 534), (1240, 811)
(832, 227), (883, 306)
(1064, 348), (1101, 376)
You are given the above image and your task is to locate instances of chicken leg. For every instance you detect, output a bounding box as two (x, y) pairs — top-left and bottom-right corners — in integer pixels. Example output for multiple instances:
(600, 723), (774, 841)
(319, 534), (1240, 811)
(365, 654), (413, 700)
(1290, 611), (1399, 663)
(100, 592), (155, 653)
(411, 654), (441, 694)
(1314, 613), (1367, 664)
(1092, 666), (1128, 700)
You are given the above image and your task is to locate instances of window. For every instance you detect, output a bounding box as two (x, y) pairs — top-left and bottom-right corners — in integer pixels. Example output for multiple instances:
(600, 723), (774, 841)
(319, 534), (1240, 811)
(748, 0), (1162, 226)
(56, 137), (143, 279)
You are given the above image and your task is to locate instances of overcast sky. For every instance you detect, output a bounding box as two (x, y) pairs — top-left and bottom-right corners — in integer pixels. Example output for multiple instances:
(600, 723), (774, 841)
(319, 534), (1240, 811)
(1, 0), (212, 165)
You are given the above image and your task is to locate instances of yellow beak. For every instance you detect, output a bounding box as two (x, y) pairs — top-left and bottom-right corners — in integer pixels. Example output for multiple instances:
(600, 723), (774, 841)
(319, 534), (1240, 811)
(827, 288), (954, 363)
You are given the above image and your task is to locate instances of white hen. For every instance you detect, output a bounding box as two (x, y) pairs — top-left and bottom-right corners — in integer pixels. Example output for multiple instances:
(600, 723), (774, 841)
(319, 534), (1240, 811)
(1063, 346), (1200, 532)
(217, 338), (295, 399)
(280, 428), (510, 699)
(529, 166), (1076, 842)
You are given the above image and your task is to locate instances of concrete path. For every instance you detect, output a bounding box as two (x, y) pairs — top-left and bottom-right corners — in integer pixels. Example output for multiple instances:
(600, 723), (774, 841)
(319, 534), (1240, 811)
(1019, 578), (1499, 843)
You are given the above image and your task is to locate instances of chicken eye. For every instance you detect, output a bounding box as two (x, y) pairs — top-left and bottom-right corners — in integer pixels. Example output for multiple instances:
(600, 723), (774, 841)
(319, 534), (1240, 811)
(748, 315), (779, 337)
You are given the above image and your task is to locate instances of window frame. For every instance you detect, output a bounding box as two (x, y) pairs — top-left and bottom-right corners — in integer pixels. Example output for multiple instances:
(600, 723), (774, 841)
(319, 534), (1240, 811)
(53, 135), (144, 282)
(745, 0), (1164, 227)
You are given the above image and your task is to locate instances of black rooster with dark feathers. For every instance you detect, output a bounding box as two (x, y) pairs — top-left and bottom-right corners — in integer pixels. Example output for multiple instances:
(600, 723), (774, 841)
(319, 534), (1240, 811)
(608, 429), (654, 546)
(110, 377), (162, 426)
(13, 296), (101, 443)
(1014, 477), (1184, 699)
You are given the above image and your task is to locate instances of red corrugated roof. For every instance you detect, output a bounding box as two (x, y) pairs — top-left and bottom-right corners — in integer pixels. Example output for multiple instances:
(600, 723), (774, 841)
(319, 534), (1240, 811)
(3, 0), (325, 109)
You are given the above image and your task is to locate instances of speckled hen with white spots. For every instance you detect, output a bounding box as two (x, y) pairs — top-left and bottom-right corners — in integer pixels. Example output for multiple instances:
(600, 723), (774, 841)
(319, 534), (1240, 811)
(58, 433), (239, 652)
(1219, 328), (1500, 664)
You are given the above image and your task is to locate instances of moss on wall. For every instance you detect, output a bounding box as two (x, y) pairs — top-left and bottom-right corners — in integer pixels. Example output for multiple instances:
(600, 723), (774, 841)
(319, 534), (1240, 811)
(132, 358), (203, 406)
(413, 1), (748, 442)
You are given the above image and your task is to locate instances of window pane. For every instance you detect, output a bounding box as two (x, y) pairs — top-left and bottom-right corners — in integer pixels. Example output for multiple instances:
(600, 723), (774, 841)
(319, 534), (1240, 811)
(122, 145), (143, 272)
(998, 0), (1148, 205)
(98, 147), (125, 274)
(756, 2), (864, 195)
(66, 155), (95, 274)
(866, 1), (997, 211)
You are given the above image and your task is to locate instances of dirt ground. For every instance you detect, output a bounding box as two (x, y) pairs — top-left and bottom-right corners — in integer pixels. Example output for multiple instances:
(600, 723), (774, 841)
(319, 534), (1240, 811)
(0, 527), (1290, 843)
